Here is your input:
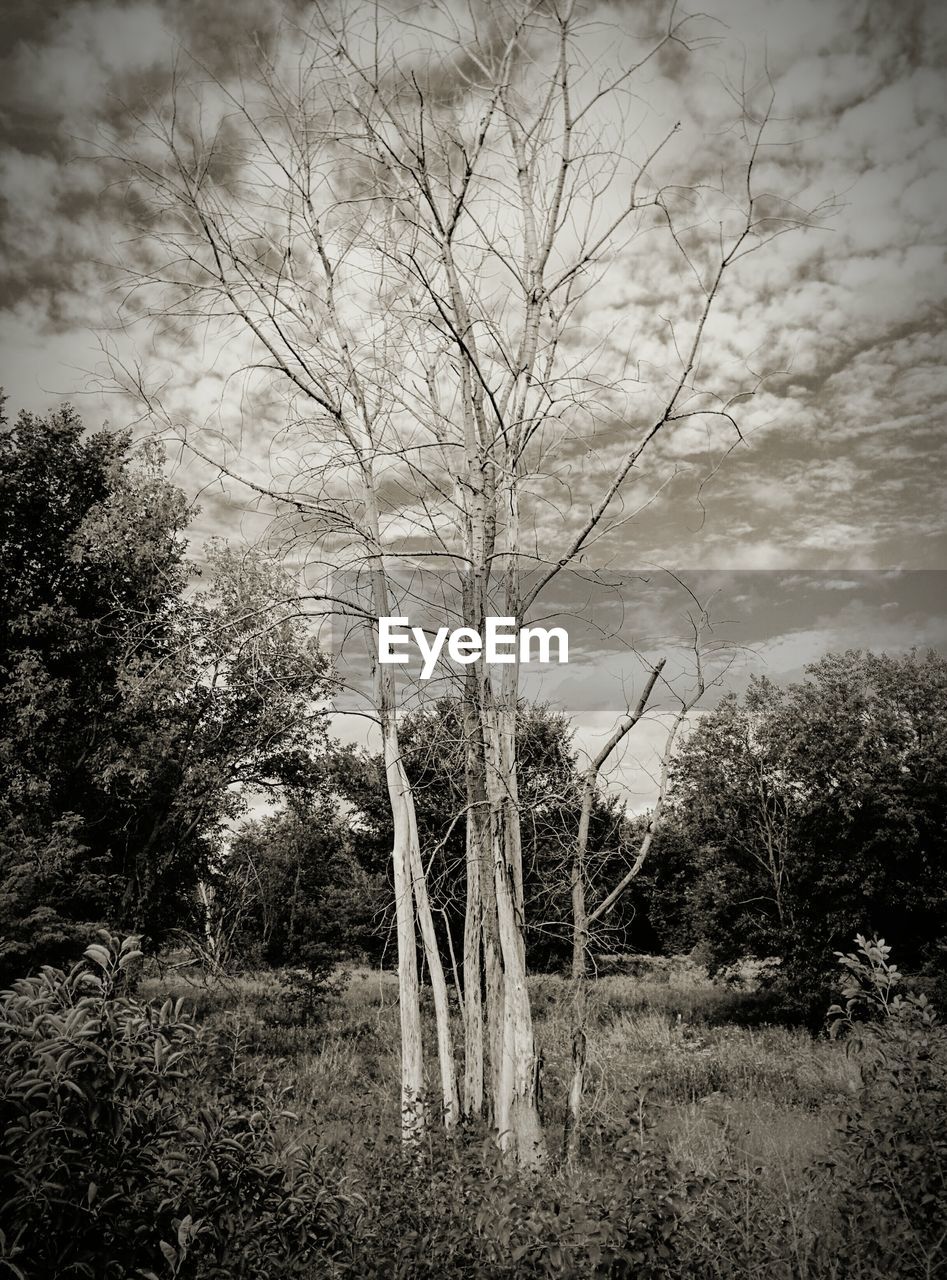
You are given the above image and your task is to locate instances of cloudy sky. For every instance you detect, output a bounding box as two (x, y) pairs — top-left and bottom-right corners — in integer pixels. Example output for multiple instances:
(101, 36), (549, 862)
(1, 0), (945, 786)
(330, 566), (947, 804)
(1, 0), (945, 565)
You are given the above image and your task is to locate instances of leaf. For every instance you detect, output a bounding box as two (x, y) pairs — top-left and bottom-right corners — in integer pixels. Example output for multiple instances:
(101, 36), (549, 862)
(83, 945), (112, 970)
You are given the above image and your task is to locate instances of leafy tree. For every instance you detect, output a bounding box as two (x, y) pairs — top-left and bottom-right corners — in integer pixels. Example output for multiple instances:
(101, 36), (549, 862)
(337, 699), (634, 972)
(113, 541), (330, 937)
(217, 798), (382, 973)
(642, 650), (947, 1012)
(0, 401), (186, 974)
(0, 401), (329, 980)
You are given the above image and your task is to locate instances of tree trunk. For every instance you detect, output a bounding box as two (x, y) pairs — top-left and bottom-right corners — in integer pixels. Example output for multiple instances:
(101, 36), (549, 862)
(477, 535), (546, 1167)
(381, 711), (426, 1144)
(565, 793), (591, 1161)
(406, 814), (460, 1131)
(462, 687), (486, 1118)
(566, 659), (667, 1158)
(365, 447), (460, 1137)
(491, 828), (545, 1167)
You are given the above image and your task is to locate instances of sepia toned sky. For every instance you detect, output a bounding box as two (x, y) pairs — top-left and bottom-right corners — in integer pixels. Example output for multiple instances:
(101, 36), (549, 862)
(1, 0), (945, 570)
(1, 0), (945, 788)
(332, 566), (947, 805)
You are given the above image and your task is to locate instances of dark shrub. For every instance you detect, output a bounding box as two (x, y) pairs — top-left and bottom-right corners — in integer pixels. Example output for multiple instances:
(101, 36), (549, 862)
(824, 937), (947, 1279)
(331, 1117), (699, 1280)
(0, 933), (347, 1279)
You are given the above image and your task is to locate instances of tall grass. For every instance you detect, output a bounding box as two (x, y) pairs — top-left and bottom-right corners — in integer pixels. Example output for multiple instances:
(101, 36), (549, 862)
(143, 964), (852, 1167)
(134, 960), (938, 1278)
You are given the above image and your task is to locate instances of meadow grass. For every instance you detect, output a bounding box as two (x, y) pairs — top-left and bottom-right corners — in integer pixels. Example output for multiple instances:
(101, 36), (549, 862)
(141, 961), (853, 1172)
(132, 962), (944, 1277)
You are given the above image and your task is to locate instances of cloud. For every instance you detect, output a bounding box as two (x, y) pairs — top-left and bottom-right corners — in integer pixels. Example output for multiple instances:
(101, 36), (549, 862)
(0, 0), (945, 586)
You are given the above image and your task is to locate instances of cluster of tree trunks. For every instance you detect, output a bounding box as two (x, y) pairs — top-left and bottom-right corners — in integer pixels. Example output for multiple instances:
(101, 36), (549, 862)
(103, 0), (813, 1164)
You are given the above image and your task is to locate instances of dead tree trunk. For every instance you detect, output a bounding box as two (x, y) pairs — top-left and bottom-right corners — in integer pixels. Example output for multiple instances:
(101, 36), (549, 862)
(564, 658), (666, 1160)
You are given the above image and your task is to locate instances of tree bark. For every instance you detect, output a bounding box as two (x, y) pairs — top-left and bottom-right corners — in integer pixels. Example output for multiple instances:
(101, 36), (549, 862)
(462, 682), (486, 1119)
(478, 483), (547, 1168)
(406, 815), (461, 1131)
(566, 659), (667, 1158)
(380, 708), (426, 1144)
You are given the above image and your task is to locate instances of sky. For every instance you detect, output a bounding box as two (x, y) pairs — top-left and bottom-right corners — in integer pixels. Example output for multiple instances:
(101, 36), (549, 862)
(329, 567), (947, 806)
(1, 0), (945, 790)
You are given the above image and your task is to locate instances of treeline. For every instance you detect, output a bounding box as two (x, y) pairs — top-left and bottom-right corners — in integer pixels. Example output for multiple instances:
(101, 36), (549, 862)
(643, 652), (947, 1013)
(3, 403), (947, 1018)
(235, 659), (947, 1022)
(0, 402), (329, 981)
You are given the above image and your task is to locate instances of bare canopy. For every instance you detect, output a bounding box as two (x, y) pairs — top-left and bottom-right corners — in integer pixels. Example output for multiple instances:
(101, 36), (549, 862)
(101, 0), (825, 1164)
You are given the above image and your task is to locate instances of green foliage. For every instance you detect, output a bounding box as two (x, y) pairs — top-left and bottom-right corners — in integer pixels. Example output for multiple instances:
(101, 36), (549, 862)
(221, 799), (380, 974)
(0, 933), (345, 1279)
(332, 1122), (697, 1280)
(0, 938), (707, 1280)
(0, 404), (189, 975)
(264, 966), (348, 1028)
(26, 944), (934, 1280)
(827, 933), (934, 1033)
(822, 937), (947, 1279)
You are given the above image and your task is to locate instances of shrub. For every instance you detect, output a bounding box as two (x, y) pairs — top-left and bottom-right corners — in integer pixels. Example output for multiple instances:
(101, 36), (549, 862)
(264, 963), (346, 1029)
(0, 933), (348, 1279)
(330, 1112), (700, 1280)
(824, 936), (947, 1279)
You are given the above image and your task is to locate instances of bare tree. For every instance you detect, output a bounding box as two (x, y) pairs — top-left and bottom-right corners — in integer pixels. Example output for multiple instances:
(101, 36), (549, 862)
(563, 594), (732, 1159)
(101, 0), (823, 1164)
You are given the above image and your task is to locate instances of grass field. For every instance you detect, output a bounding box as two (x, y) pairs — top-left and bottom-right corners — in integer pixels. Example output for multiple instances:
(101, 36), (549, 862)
(136, 960), (890, 1278)
(143, 960), (857, 1139)
(6, 941), (940, 1278)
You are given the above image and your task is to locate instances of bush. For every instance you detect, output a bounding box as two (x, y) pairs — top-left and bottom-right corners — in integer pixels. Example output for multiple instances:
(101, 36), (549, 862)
(0, 933), (348, 1279)
(325, 1113), (700, 1280)
(824, 937), (947, 1279)
(263, 964), (345, 1029)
